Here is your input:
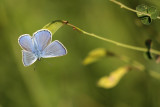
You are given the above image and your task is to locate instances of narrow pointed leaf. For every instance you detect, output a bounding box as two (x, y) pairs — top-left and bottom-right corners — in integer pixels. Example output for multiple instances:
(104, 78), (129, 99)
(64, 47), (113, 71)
(83, 48), (115, 65)
(42, 20), (64, 35)
(97, 66), (130, 89)
(149, 71), (160, 80)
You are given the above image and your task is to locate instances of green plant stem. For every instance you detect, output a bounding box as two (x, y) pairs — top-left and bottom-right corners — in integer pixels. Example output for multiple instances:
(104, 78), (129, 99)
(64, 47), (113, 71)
(62, 21), (160, 55)
(110, 0), (160, 19)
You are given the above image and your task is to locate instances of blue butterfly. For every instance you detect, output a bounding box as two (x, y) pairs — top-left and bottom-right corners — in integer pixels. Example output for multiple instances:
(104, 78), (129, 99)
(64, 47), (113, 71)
(18, 29), (67, 66)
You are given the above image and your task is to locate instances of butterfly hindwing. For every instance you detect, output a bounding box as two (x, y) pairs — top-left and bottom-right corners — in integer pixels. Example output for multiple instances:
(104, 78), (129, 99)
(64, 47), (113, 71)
(41, 40), (67, 58)
(22, 50), (37, 66)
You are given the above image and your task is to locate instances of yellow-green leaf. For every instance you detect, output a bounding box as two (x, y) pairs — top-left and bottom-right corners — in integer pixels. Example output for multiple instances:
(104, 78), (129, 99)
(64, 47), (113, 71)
(97, 66), (130, 89)
(42, 20), (64, 35)
(83, 48), (114, 65)
(149, 71), (160, 80)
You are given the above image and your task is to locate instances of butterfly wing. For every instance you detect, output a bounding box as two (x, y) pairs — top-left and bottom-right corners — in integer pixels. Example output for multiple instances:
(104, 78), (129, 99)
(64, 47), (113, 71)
(22, 50), (37, 66)
(41, 40), (67, 58)
(33, 29), (52, 52)
(18, 34), (34, 52)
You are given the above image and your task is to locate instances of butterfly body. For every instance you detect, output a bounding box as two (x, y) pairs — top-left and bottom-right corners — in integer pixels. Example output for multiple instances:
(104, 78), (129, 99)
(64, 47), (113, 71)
(33, 45), (42, 60)
(18, 29), (67, 66)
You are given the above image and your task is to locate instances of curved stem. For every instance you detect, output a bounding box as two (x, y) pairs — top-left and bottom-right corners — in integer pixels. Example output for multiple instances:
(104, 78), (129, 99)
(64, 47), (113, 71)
(62, 21), (160, 55)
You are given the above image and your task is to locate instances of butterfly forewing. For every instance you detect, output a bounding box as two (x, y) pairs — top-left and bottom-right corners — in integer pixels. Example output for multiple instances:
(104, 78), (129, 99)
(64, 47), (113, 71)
(41, 40), (67, 58)
(33, 30), (52, 52)
(22, 50), (37, 66)
(18, 34), (34, 52)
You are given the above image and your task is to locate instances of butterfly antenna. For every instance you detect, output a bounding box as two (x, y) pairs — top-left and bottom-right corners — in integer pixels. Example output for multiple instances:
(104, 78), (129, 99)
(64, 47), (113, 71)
(34, 63), (36, 71)
(33, 59), (41, 71)
(42, 59), (52, 66)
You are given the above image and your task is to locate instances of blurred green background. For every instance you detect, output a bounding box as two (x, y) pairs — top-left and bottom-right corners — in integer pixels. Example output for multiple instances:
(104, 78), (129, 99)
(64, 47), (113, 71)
(1, 0), (160, 107)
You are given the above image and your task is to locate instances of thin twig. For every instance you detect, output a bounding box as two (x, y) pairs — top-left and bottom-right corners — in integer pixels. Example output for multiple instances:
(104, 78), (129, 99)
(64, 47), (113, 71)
(63, 21), (160, 55)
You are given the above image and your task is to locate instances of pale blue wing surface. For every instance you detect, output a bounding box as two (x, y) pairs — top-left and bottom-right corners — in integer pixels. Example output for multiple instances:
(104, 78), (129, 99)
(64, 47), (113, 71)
(33, 29), (52, 52)
(41, 40), (67, 58)
(18, 34), (34, 52)
(22, 50), (37, 66)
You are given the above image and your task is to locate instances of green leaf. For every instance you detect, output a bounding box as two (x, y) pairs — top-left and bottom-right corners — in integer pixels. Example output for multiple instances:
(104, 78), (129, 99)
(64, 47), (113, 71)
(140, 16), (152, 25)
(97, 66), (130, 89)
(148, 6), (159, 19)
(136, 4), (148, 17)
(42, 20), (64, 35)
(136, 4), (159, 25)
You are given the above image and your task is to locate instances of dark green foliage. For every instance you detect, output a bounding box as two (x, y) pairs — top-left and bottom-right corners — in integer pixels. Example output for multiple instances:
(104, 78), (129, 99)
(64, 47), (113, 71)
(136, 4), (159, 25)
